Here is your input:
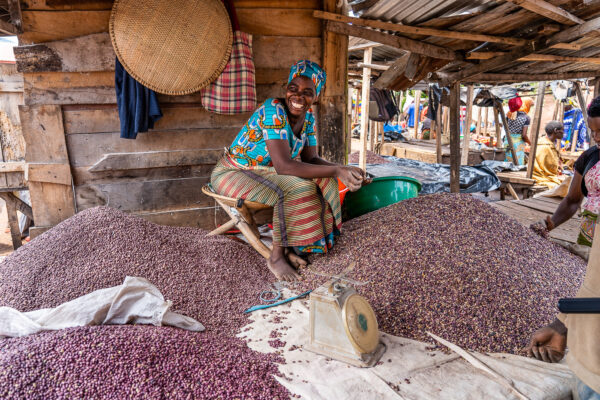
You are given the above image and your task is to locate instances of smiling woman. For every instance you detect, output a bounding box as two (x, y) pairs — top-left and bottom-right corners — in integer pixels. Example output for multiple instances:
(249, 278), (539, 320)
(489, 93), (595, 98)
(210, 60), (367, 281)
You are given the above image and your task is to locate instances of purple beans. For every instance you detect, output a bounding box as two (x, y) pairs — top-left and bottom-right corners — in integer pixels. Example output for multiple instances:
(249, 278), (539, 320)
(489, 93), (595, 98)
(0, 326), (288, 399)
(348, 151), (389, 164)
(0, 207), (289, 399)
(300, 193), (587, 354)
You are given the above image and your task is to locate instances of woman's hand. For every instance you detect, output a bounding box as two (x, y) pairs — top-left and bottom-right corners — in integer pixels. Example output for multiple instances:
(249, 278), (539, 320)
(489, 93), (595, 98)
(336, 166), (364, 192)
(526, 320), (567, 363)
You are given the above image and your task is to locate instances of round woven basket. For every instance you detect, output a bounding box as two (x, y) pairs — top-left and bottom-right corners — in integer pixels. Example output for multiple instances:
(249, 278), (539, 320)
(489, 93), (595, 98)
(109, 0), (233, 95)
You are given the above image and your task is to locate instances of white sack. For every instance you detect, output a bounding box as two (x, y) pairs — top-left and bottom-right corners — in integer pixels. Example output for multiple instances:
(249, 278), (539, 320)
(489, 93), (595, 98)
(239, 290), (574, 400)
(0, 276), (204, 338)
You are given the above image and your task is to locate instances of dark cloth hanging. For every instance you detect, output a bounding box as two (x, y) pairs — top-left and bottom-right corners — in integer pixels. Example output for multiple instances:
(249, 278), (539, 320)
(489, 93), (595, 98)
(115, 58), (163, 139)
(427, 84), (443, 121)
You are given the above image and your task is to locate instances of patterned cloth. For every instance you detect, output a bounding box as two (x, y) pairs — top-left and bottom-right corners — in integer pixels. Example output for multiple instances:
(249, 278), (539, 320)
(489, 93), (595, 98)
(503, 111), (530, 165)
(584, 162), (600, 215)
(200, 31), (257, 114)
(210, 154), (341, 254)
(228, 98), (316, 167)
(562, 108), (589, 151)
(532, 136), (562, 188)
(578, 162), (600, 247)
(288, 60), (326, 96)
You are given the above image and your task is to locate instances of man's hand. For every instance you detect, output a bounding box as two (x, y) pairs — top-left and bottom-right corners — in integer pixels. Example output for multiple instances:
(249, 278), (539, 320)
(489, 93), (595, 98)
(527, 320), (567, 363)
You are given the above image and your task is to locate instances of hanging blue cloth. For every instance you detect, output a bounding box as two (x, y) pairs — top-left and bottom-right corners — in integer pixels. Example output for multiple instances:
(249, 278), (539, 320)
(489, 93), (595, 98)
(115, 58), (163, 139)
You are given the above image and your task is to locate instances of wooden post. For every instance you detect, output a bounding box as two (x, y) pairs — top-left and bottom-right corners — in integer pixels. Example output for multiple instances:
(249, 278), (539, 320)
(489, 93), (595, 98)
(359, 47), (372, 171)
(552, 99), (560, 120)
(575, 81), (593, 147)
(476, 106), (482, 135)
(461, 85), (474, 165)
(318, 0), (348, 164)
(346, 88), (353, 163)
(369, 120), (375, 151)
(594, 77), (600, 99)
(450, 82), (461, 193)
(443, 105), (450, 144)
(526, 81), (547, 179)
(484, 106), (489, 135)
(414, 90), (421, 139)
(493, 106), (502, 150)
(496, 101), (519, 165)
(379, 121), (384, 151)
(4, 199), (21, 249)
(436, 105), (443, 163)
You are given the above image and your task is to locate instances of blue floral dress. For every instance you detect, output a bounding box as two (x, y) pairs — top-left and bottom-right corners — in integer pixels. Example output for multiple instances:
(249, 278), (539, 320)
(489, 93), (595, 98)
(228, 98), (317, 166)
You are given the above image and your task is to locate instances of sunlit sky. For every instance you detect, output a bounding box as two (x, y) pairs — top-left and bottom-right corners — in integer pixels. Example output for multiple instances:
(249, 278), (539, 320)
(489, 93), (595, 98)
(0, 36), (17, 62)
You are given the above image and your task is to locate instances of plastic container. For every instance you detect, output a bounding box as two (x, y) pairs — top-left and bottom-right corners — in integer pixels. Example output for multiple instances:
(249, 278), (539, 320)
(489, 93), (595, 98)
(343, 176), (421, 220)
(337, 179), (349, 205)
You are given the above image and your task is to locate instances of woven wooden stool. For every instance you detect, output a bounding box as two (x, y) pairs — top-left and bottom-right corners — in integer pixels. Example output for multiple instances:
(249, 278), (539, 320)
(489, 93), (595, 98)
(202, 185), (273, 259)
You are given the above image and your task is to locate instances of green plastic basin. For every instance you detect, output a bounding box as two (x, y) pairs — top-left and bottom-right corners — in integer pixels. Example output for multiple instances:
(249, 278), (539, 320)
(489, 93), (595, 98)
(343, 176), (421, 220)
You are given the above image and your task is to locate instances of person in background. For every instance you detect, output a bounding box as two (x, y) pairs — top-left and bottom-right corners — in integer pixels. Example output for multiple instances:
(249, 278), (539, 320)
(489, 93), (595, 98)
(404, 99), (423, 129)
(562, 98), (589, 151)
(504, 96), (532, 165)
(532, 121), (564, 189)
(527, 225), (600, 400)
(531, 95), (600, 248)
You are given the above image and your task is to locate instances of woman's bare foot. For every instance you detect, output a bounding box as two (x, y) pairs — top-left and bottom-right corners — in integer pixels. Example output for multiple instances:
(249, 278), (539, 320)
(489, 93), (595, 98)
(269, 246), (301, 282)
(285, 248), (308, 269)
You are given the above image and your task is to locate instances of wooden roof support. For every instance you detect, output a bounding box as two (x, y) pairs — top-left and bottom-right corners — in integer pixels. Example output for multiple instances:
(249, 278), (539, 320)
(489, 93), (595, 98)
(372, 54), (409, 89)
(349, 42), (384, 51)
(359, 47), (372, 171)
(433, 16), (600, 85)
(526, 81), (547, 179)
(315, 10), (528, 46)
(7, 0), (22, 33)
(466, 52), (600, 64)
(461, 85), (474, 165)
(325, 21), (459, 61)
(503, 0), (584, 26)
(449, 82), (461, 193)
(463, 70), (600, 82)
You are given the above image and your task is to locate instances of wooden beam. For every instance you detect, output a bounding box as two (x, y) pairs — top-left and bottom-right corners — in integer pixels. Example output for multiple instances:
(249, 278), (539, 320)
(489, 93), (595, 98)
(449, 82), (461, 193)
(7, 0), (23, 33)
(314, 10), (528, 46)
(14, 32), (115, 73)
(359, 47), (372, 171)
(574, 81), (593, 146)
(493, 106), (502, 150)
(0, 192), (33, 220)
(526, 81), (547, 179)
(466, 52), (600, 64)
(434, 40), (541, 85)
(319, 0), (348, 164)
(325, 21), (459, 61)
(2, 195), (21, 249)
(349, 42), (383, 51)
(461, 85), (474, 165)
(373, 54), (409, 89)
(496, 101), (519, 165)
(466, 70), (600, 82)
(28, 163), (72, 185)
(504, 0), (584, 26)
(357, 62), (389, 71)
(0, 17), (18, 35)
(546, 16), (600, 47)
(435, 17), (600, 84)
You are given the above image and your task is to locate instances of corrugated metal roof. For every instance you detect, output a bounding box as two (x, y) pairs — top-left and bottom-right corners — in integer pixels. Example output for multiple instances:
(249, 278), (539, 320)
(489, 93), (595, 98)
(351, 0), (497, 24)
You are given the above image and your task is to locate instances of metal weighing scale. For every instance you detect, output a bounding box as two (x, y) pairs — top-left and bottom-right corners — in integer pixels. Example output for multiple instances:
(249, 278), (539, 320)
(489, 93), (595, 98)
(305, 266), (386, 367)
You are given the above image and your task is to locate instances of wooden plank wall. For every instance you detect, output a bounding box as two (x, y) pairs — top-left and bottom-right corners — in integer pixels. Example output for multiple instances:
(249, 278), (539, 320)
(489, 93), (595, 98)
(15, 0), (346, 236)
